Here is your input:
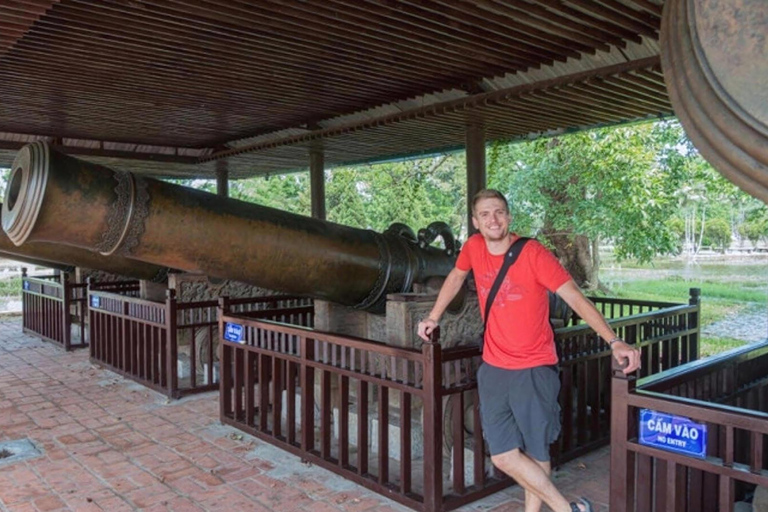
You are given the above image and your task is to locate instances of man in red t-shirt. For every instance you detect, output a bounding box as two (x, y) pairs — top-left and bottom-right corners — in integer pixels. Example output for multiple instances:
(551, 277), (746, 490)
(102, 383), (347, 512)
(418, 189), (640, 512)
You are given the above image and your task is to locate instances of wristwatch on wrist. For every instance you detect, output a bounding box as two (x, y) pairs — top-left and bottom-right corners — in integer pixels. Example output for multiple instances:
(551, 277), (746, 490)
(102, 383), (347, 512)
(608, 337), (623, 347)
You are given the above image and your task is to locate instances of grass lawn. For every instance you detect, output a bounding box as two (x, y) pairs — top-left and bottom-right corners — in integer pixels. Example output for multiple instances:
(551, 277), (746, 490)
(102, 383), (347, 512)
(597, 272), (767, 357)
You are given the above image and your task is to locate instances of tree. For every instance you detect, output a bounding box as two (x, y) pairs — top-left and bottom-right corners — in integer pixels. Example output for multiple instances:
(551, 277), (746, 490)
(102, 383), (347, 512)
(488, 122), (681, 290)
(704, 218), (731, 252)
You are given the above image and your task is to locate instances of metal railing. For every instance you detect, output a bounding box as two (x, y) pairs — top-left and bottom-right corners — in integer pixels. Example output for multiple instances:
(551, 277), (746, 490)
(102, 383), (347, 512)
(88, 287), (313, 398)
(610, 341), (768, 512)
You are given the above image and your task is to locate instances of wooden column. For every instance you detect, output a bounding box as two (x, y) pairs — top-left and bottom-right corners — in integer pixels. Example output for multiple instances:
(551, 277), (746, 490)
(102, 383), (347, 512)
(465, 120), (486, 234)
(216, 160), (229, 198)
(310, 146), (326, 220)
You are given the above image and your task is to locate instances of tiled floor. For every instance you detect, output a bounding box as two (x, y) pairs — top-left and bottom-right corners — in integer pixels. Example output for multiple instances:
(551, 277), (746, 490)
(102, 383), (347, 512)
(0, 317), (609, 511)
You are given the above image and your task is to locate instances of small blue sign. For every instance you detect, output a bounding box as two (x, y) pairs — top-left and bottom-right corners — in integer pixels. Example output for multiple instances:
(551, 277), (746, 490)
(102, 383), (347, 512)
(23, 280), (30, 290)
(90, 295), (100, 309)
(224, 322), (244, 343)
(639, 409), (707, 459)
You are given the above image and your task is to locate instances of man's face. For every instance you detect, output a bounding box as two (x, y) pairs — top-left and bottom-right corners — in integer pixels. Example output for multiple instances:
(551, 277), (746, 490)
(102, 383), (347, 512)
(472, 197), (511, 242)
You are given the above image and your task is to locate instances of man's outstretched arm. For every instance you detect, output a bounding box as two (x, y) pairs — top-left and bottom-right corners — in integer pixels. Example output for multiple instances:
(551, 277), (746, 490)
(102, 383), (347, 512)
(556, 280), (642, 374)
(417, 267), (470, 341)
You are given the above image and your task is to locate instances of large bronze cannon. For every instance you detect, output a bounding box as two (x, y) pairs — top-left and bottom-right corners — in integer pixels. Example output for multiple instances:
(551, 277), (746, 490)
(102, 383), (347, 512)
(0, 206), (171, 280)
(3, 142), (457, 312)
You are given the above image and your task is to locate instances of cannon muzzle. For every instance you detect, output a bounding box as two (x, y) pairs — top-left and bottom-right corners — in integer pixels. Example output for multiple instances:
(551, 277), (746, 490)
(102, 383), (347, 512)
(3, 142), (457, 311)
(0, 205), (170, 281)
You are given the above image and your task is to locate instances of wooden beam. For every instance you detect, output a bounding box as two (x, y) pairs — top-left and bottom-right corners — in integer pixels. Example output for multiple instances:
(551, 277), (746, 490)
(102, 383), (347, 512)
(310, 145), (326, 220)
(0, 140), (199, 164)
(216, 160), (229, 198)
(466, 118), (486, 234)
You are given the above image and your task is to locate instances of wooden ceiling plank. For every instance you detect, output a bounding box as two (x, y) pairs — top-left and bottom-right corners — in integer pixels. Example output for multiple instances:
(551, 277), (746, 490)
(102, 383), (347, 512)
(396, 0), (578, 62)
(0, 0), (58, 56)
(202, 58), (663, 162)
(530, 88), (646, 123)
(323, 0), (556, 68)
(626, 0), (663, 17)
(425, 0), (598, 57)
(484, 0), (633, 49)
(2, 32), (423, 109)
(594, 76), (673, 106)
(592, 0), (660, 27)
(533, 0), (644, 43)
(472, 0), (612, 52)
(496, 97), (593, 128)
(27, 17), (417, 98)
(0, 53), (398, 119)
(575, 80), (670, 111)
(555, 84), (664, 118)
(613, 72), (669, 95)
(153, 0), (495, 79)
(562, 0), (658, 37)
(303, 0), (537, 71)
(63, 1), (463, 84)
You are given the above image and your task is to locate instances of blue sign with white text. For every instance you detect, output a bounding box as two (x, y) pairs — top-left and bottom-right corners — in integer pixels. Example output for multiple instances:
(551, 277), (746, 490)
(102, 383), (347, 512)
(23, 280), (29, 290)
(224, 322), (244, 343)
(90, 295), (100, 309)
(639, 409), (707, 459)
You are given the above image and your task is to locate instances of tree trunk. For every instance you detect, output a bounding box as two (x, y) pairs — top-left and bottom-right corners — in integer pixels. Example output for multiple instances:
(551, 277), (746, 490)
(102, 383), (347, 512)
(542, 230), (599, 290)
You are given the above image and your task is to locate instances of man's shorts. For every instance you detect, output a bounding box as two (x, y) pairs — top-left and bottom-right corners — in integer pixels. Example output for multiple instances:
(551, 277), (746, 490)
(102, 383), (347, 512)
(477, 363), (562, 462)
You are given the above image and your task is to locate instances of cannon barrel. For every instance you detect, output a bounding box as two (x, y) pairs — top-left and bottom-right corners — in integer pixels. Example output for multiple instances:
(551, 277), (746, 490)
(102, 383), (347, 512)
(3, 142), (457, 311)
(0, 205), (171, 281)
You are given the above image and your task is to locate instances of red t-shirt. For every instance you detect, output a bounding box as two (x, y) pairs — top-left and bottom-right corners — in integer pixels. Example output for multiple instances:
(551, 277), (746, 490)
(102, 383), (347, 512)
(456, 234), (572, 369)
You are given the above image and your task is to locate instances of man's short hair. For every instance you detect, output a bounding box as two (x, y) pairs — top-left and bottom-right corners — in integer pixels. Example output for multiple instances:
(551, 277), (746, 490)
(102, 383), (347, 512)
(472, 189), (509, 214)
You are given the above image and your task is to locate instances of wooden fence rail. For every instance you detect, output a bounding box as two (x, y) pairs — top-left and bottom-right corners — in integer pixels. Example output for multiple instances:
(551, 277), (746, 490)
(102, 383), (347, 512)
(611, 341), (768, 512)
(219, 289), (701, 511)
(553, 288), (700, 464)
(88, 288), (313, 398)
(20, 269), (140, 350)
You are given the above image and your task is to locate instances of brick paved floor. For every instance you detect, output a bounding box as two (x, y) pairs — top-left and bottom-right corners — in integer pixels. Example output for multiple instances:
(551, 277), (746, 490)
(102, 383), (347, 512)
(0, 317), (609, 512)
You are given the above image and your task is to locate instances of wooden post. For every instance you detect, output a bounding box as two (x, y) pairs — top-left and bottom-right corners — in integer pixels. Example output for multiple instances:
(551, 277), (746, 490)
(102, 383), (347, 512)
(422, 327), (443, 512)
(310, 145), (326, 220)
(300, 335), (316, 456)
(218, 296), (231, 420)
(466, 119), (486, 235)
(216, 160), (229, 198)
(166, 288), (178, 397)
(610, 357), (636, 512)
(60, 272), (71, 350)
(689, 287), (701, 361)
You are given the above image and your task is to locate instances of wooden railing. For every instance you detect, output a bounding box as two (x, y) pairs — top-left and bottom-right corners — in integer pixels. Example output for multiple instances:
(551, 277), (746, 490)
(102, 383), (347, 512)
(20, 270), (140, 350)
(21, 270), (81, 350)
(610, 341), (768, 512)
(88, 288), (313, 398)
(218, 289), (701, 511)
(553, 288), (701, 464)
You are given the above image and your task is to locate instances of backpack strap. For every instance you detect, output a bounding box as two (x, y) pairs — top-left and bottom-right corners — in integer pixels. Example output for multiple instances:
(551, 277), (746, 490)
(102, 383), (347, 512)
(483, 237), (531, 330)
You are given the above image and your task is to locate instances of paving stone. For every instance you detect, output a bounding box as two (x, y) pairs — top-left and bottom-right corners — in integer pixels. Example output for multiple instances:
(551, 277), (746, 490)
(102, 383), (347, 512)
(0, 317), (610, 511)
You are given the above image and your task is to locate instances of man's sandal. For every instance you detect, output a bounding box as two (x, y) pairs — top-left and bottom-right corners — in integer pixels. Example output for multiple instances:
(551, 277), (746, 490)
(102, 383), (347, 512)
(570, 497), (594, 512)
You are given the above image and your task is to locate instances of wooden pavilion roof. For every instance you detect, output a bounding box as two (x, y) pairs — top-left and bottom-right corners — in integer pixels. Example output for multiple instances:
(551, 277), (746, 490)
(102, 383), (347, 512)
(0, 0), (670, 178)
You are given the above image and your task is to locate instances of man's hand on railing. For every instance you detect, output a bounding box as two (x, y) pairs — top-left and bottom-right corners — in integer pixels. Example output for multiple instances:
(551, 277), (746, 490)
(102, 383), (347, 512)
(417, 318), (438, 342)
(611, 340), (641, 374)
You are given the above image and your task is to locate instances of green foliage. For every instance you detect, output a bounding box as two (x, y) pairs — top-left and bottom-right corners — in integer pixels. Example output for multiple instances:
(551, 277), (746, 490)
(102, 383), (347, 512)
(738, 212), (768, 246)
(703, 218), (731, 252)
(488, 123), (680, 263)
(0, 276), (21, 297)
(166, 155), (467, 238)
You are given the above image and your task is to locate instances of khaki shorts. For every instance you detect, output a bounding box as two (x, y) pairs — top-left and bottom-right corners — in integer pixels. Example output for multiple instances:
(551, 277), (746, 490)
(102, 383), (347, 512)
(477, 363), (562, 462)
